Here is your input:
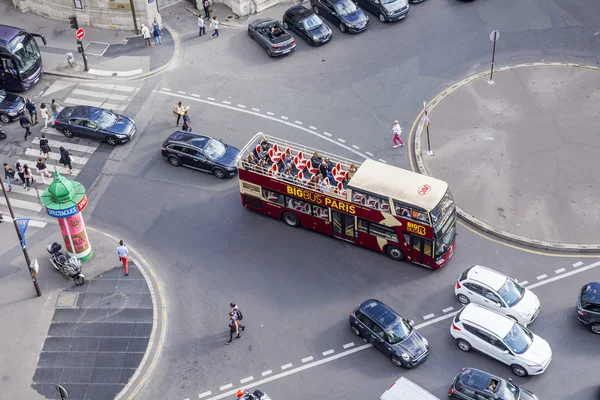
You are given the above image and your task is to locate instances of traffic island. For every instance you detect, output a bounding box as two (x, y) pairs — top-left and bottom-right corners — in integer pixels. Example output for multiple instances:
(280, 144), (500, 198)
(413, 63), (600, 251)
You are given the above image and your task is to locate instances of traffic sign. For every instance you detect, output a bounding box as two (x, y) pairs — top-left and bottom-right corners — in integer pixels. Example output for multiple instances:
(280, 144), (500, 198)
(76, 28), (85, 40)
(489, 30), (499, 42)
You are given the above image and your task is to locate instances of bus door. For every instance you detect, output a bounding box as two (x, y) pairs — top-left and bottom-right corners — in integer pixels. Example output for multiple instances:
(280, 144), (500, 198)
(332, 211), (355, 242)
(409, 235), (433, 267)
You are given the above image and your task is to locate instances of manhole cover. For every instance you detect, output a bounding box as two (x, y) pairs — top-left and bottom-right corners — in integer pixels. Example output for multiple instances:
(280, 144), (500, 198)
(56, 292), (79, 308)
(84, 41), (110, 56)
(227, 15), (234, 20)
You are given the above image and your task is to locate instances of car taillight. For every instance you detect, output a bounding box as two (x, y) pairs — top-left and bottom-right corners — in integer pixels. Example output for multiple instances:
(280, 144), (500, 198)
(161, 146), (166, 151)
(452, 323), (461, 331)
(448, 388), (454, 396)
(456, 281), (461, 289)
(577, 309), (587, 316)
(54, 120), (59, 126)
(291, 40), (296, 45)
(273, 46), (281, 50)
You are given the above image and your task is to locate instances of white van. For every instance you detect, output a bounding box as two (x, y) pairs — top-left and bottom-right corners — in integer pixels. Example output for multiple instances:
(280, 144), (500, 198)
(380, 377), (440, 400)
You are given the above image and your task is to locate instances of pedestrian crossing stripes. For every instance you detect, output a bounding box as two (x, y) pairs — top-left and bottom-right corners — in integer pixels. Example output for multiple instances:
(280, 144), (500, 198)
(16, 159), (82, 177)
(24, 148), (89, 165)
(32, 137), (98, 154)
(1, 215), (47, 228)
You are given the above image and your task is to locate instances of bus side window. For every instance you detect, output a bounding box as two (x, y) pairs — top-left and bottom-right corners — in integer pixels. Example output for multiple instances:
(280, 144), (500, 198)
(312, 204), (329, 220)
(261, 188), (284, 205)
(1, 58), (17, 75)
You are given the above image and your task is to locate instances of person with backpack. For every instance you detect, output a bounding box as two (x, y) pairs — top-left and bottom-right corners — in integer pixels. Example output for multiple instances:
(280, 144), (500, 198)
(203, 0), (210, 18)
(227, 311), (240, 344)
(230, 302), (245, 332)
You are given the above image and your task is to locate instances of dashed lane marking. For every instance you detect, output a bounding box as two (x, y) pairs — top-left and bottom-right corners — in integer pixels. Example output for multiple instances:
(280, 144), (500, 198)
(442, 307), (454, 313)
(423, 313), (435, 320)
(261, 370), (272, 377)
(294, 121), (302, 125)
(252, 108), (260, 112)
(281, 363), (293, 370)
(222, 101), (231, 105)
(536, 274), (547, 280)
(555, 268), (566, 274)
(198, 391), (212, 399)
(207, 97), (215, 101)
(192, 94), (201, 98)
(352, 145), (360, 150)
(323, 132), (332, 137)
(238, 104), (246, 108)
(365, 151), (374, 157)
(322, 349), (334, 356)
(337, 138), (346, 143)
(309, 126), (317, 130)
(573, 261), (583, 267)
(342, 342), (355, 349)
(378, 159), (387, 163)
(520, 280), (529, 286)
(301, 356), (314, 363)
(280, 116), (289, 120)
(240, 376), (254, 384)
(219, 384), (233, 391)
(266, 112), (274, 116)
(178, 91), (186, 94)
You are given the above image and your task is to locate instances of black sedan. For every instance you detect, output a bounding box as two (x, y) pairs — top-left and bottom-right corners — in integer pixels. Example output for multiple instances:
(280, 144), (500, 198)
(356, 0), (409, 23)
(310, 0), (369, 33)
(0, 89), (25, 123)
(283, 5), (332, 46)
(54, 106), (136, 145)
(161, 131), (240, 179)
(449, 368), (538, 400)
(248, 18), (296, 58)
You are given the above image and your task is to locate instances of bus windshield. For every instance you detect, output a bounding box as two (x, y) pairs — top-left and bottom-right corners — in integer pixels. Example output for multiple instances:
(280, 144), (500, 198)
(434, 224), (456, 258)
(431, 190), (455, 236)
(10, 33), (41, 76)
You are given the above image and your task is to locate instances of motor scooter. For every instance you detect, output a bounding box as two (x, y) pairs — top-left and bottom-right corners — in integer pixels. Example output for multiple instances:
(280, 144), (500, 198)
(46, 242), (85, 285)
(235, 389), (271, 400)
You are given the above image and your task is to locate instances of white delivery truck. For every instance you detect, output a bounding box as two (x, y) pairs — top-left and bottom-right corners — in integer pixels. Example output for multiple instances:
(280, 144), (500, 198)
(380, 377), (440, 400)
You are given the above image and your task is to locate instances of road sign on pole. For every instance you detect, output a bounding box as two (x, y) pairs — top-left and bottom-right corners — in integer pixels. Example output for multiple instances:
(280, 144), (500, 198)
(76, 28), (85, 40)
(489, 30), (499, 84)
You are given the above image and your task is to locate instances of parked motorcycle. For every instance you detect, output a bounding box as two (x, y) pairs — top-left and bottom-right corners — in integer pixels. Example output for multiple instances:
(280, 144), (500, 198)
(46, 242), (85, 285)
(235, 389), (271, 400)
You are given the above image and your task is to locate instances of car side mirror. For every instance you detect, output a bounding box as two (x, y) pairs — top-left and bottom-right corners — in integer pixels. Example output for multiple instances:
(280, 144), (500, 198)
(407, 319), (415, 326)
(503, 350), (509, 354)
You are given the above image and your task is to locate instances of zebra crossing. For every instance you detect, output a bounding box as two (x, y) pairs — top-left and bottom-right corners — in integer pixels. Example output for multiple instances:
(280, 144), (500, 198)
(43, 81), (141, 112)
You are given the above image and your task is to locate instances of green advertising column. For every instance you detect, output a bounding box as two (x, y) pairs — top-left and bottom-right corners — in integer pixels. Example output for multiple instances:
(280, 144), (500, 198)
(40, 167), (93, 261)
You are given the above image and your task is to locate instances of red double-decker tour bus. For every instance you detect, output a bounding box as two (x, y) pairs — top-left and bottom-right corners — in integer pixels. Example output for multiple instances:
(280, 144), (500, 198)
(237, 133), (457, 269)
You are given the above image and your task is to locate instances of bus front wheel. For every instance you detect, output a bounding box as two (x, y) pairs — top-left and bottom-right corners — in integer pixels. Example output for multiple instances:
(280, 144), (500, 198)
(385, 245), (405, 261)
(282, 212), (300, 228)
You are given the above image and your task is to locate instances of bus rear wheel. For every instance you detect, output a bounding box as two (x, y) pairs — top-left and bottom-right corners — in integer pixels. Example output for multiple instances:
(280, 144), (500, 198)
(386, 245), (405, 261)
(282, 212), (300, 228)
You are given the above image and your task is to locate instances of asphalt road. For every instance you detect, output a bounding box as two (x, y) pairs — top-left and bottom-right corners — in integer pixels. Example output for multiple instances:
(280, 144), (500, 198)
(17, 0), (600, 399)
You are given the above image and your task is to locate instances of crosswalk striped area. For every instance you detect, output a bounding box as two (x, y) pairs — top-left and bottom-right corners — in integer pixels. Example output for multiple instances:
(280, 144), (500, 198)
(47, 82), (141, 112)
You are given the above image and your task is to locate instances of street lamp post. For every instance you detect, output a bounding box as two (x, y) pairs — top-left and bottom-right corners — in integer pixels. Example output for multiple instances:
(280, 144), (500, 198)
(0, 176), (42, 297)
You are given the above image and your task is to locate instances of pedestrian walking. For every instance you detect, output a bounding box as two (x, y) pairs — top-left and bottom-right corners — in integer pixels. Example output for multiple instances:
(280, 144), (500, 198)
(230, 302), (246, 331)
(23, 164), (33, 190)
(182, 109), (191, 132)
(210, 16), (219, 38)
(19, 113), (32, 140)
(59, 146), (73, 174)
(36, 158), (52, 184)
(40, 102), (51, 130)
(153, 18), (162, 46)
(203, 0), (211, 18)
(391, 120), (404, 148)
(39, 134), (52, 159)
(3, 163), (13, 192)
(173, 101), (186, 127)
(50, 99), (60, 126)
(227, 311), (241, 344)
(141, 24), (152, 47)
(198, 15), (206, 37)
(116, 240), (129, 276)
(15, 161), (25, 185)
(25, 98), (37, 125)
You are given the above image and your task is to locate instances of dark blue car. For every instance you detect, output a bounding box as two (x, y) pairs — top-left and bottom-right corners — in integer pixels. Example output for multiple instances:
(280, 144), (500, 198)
(54, 106), (136, 146)
(310, 0), (369, 33)
(0, 89), (25, 123)
(161, 131), (240, 179)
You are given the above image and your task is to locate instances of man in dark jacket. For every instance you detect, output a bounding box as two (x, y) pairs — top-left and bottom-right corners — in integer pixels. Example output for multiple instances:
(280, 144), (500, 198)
(25, 98), (37, 125)
(19, 113), (32, 140)
(59, 146), (73, 174)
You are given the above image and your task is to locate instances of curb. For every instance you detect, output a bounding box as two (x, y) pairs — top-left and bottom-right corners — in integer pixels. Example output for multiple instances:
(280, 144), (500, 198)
(44, 23), (180, 82)
(409, 62), (600, 253)
(85, 226), (168, 400)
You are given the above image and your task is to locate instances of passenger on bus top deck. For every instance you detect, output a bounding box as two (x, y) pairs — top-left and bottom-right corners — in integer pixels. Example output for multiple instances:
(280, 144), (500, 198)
(282, 166), (294, 183)
(345, 163), (357, 181)
(311, 152), (322, 168)
(282, 151), (293, 169)
(320, 158), (334, 182)
(307, 174), (319, 190)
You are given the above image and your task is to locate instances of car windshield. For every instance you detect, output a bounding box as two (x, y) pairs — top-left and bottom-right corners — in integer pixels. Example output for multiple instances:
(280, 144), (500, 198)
(10, 33), (41, 76)
(203, 139), (226, 159)
(434, 225), (456, 257)
(385, 319), (411, 344)
(334, 0), (358, 16)
(497, 381), (519, 400)
(498, 279), (525, 307)
(503, 323), (533, 354)
(93, 110), (118, 129)
(302, 15), (323, 30)
(381, 0), (398, 4)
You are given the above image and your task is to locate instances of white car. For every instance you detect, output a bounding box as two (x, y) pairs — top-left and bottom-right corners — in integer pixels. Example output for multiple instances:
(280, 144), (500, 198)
(454, 265), (540, 326)
(450, 303), (552, 377)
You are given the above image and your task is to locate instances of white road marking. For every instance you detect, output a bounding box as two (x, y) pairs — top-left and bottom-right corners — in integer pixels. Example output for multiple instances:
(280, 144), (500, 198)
(240, 376), (254, 384)
(252, 108), (260, 112)
(87, 68), (142, 77)
(261, 370), (272, 377)
(351, 145), (360, 150)
(63, 97), (126, 111)
(18, 159), (80, 177)
(442, 307), (454, 313)
(192, 94), (201, 98)
(198, 391), (212, 398)
(178, 91), (186, 94)
(2, 216), (47, 228)
(80, 83), (138, 93)
(323, 132), (332, 137)
(365, 151), (374, 157)
(337, 138), (346, 143)
(322, 349), (334, 356)
(25, 148), (89, 165)
(222, 101), (231, 105)
(378, 159), (387, 164)
(32, 138), (98, 154)
(0, 196), (43, 212)
(161, 88), (171, 92)
(536, 274), (547, 280)
(294, 121), (302, 125)
(219, 384), (233, 391)
(520, 280), (529, 286)
(38, 128), (68, 138)
(266, 112), (274, 116)
(573, 261), (583, 267)
(238, 104), (246, 108)
(555, 268), (566, 274)
(342, 342), (355, 349)
(207, 97), (215, 101)
(280, 116), (289, 120)
(423, 313), (435, 320)
(72, 88), (130, 101)
(7, 184), (46, 197)
(301, 356), (314, 363)
(309, 126), (317, 130)
(281, 363), (293, 370)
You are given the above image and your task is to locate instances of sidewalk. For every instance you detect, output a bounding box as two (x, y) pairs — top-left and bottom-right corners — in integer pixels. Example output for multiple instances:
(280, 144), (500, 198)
(414, 63), (600, 250)
(0, 222), (164, 399)
(1, 1), (175, 79)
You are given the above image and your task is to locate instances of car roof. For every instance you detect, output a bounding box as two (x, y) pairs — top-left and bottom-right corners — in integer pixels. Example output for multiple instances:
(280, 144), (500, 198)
(287, 5), (314, 18)
(65, 105), (105, 119)
(583, 282), (600, 304)
(166, 131), (211, 148)
(467, 265), (508, 291)
(460, 304), (514, 337)
(358, 299), (400, 328)
(456, 368), (497, 391)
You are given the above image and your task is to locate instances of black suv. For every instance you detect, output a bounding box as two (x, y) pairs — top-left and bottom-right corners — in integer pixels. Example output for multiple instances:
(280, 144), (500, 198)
(349, 299), (429, 368)
(161, 131), (240, 179)
(449, 368), (538, 400)
(576, 281), (600, 334)
(310, 0), (369, 33)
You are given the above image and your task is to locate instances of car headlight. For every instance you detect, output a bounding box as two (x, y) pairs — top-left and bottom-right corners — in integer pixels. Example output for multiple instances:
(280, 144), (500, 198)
(526, 362), (541, 367)
(226, 166), (236, 171)
(8, 111), (18, 116)
(387, 10), (394, 15)
(115, 134), (128, 138)
(518, 311), (532, 319)
(312, 36), (319, 41)
(401, 353), (410, 361)
(346, 23), (353, 28)
(422, 338), (429, 347)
